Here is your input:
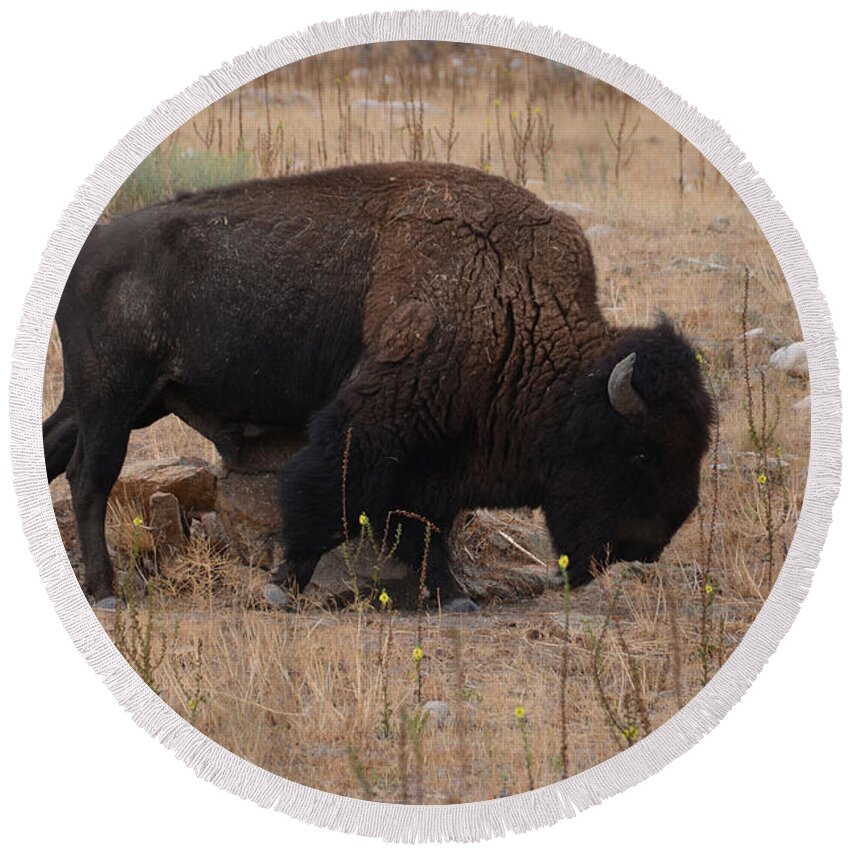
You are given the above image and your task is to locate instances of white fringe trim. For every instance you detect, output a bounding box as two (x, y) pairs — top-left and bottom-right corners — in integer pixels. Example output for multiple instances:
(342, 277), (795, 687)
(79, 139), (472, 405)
(8, 9), (841, 843)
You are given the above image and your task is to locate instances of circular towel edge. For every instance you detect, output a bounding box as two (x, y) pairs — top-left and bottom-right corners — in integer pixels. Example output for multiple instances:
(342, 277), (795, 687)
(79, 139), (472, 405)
(8, 9), (842, 843)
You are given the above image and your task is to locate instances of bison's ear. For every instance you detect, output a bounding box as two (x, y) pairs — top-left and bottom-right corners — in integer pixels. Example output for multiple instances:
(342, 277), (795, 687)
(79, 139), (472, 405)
(607, 352), (647, 417)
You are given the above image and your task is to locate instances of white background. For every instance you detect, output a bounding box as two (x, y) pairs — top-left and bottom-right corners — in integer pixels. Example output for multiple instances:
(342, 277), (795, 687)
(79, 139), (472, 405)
(2, 2), (847, 847)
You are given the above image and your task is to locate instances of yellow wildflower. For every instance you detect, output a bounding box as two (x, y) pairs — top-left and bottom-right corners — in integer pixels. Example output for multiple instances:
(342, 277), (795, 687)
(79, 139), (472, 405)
(705, 582), (714, 595)
(132, 516), (144, 527)
(558, 554), (570, 571)
(359, 512), (369, 526)
(623, 725), (638, 741)
(379, 590), (390, 608)
(695, 352), (704, 366)
(412, 646), (423, 663)
(757, 472), (767, 485)
(514, 705), (526, 720)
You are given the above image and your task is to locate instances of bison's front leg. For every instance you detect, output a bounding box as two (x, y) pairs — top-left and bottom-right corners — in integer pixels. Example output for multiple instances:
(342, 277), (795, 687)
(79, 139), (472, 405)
(274, 401), (477, 611)
(391, 519), (477, 612)
(273, 414), (369, 596)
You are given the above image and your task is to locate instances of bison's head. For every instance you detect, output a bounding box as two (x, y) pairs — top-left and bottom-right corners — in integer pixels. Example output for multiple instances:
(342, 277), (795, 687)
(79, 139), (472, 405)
(544, 320), (714, 587)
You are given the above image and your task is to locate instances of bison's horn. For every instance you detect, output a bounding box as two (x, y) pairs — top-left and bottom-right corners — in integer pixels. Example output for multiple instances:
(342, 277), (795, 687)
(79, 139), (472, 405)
(607, 352), (647, 417)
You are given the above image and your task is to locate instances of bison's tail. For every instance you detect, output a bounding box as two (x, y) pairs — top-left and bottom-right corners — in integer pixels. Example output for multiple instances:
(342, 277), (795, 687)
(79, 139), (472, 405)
(43, 395), (78, 482)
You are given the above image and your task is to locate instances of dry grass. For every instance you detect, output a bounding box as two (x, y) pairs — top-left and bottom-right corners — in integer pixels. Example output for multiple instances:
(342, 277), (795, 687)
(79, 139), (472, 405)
(45, 43), (809, 804)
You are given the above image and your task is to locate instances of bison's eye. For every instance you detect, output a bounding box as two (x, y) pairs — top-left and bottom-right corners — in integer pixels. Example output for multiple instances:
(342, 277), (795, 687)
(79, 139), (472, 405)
(631, 451), (651, 470)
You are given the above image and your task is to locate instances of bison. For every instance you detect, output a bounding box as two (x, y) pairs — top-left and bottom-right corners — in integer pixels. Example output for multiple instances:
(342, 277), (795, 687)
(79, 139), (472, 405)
(43, 161), (713, 610)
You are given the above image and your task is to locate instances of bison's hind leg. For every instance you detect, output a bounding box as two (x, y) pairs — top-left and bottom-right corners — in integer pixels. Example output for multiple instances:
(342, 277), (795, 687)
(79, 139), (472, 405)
(43, 396), (78, 482)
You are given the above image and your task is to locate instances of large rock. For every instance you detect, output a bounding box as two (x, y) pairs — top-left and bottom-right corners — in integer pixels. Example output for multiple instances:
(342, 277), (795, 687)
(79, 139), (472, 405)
(308, 547), (412, 607)
(215, 469), (280, 533)
(115, 457), (216, 511)
(457, 561), (546, 603)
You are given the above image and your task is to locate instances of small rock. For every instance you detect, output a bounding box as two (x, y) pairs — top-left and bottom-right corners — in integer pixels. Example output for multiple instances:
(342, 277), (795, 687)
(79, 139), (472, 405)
(671, 257), (729, 273)
(548, 200), (595, 217)
(263, 583), (291, 609)
(570, 612), (609, 633)
(190, 511), (228, 547)
(115, 569), (146, 598)
(280, 91), (316, 109)
(546, 611), (609, 637)
(442, 597), (479, 614)
(744, 327), (765, 338)
(352, 98), (442, 113)
(148, 491), (185, 549)
(94, 595), (118, 611)
(738, 450), (790, 469)
(769, 341), (808, 377)
(422, 700), (451, 728)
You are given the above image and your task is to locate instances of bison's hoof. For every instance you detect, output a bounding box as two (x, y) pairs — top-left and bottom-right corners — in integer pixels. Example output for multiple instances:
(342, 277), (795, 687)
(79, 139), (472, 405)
(263, 583), (294, 610)
(442, 596), (479, 613)
(94, 595), (119, 611)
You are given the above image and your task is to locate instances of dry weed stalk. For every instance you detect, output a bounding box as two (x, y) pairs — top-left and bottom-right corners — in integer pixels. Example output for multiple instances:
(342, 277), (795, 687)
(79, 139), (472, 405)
(192, 105), (217, 153)
(335, 74), (352, 165)
(112, 517), (167, 692)
(347, 743), (375, 799)
(314, 69), (329, 168)
(532, 106), (555, 183)
(399, 69), (426, 162)
(492, 98), (509, 178)
(447, 626), (469, 803)
(677, 133), (686, 196)
(434, 73), (460, 161)
(604, 97), (640, 189)
(740, 267), (780, 588)
(507, 83), (535, 185)
(695, 348), (723, 685)
(557, 555), (571, 779)
(590, 569), (650, 747)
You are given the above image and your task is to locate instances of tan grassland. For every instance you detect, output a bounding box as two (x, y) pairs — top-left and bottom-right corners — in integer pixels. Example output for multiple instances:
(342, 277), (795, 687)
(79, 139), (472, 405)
(44, 43), (809, 803)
